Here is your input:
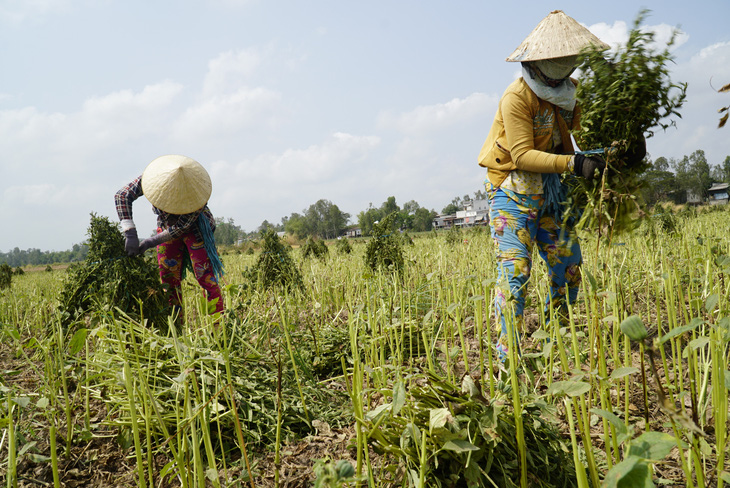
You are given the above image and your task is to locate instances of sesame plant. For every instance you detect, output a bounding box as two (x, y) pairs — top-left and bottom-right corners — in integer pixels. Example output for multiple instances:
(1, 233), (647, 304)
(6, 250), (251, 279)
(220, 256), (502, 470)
(57, 213), (168, 328)
(571, 9), (687, 236)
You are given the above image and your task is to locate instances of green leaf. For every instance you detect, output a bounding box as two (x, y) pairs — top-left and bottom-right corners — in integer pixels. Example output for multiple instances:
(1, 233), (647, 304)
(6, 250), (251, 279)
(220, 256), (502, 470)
(392, 381), (406, 416)
(620, 315), (648, 342)
(688, 337), (710, 351)
(658, 318), (704, 344)
(68, 328), (88, 356)
(610, 367), (640, 380)
(584, 268), (598, 292)
(705, 294), (719, 313)
(602, 456), (654, 488)
(365, 402), (391, 421)
(628, 431), (677, 460)
(442, 439), (480, 453)
(591, 408), (628, 435)
(547, 380), (591, 397)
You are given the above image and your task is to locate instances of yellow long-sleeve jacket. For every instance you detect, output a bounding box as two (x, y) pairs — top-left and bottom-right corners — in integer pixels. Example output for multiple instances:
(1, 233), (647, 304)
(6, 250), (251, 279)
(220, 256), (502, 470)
(478, 77), (581, 187)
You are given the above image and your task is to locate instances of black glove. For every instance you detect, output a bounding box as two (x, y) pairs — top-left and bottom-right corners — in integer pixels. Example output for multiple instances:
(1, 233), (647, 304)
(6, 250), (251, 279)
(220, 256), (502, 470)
(124, 228), (139, 256)
(573, 154), (606, 180)
(624, 134), (646, 167)
(139, 230), (171, 254)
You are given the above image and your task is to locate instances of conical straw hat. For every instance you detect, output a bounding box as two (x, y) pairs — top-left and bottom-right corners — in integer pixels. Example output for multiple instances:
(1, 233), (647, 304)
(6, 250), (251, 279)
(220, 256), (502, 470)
(142, 155), (212, 215)
(506, 10), (610, 62)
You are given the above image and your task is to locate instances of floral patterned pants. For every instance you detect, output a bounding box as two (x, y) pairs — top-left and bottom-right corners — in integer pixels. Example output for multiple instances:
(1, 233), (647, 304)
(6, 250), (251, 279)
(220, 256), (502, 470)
(488, 188), (582, 358)
(156, 229), (224, 315)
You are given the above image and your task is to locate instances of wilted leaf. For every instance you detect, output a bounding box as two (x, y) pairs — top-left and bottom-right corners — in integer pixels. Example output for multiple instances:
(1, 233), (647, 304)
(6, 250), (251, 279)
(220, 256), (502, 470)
(429, 408), (451, 430)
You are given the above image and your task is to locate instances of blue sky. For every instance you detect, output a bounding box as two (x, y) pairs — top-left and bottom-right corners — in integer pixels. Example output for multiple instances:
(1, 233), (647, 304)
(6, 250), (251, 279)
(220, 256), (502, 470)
(2, 0), (729, 251)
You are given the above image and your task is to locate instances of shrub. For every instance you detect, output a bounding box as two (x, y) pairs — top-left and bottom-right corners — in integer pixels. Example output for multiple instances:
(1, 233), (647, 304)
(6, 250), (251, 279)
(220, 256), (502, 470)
(335, 238), (352, 255)
(0, 263), (12, 289)
(301, 236), (329, 261)
(364, 213), (404, 274)
(243, 228), (303, 291)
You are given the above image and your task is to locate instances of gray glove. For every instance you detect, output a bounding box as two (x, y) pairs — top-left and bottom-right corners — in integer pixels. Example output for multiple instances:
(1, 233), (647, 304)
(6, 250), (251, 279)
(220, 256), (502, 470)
(124, 228), (139, 256)
(573, 154), (606, 180)
(139, 230), (172, 254)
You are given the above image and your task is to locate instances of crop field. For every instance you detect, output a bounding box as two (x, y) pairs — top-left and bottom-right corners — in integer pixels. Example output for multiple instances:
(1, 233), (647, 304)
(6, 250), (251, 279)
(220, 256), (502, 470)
(1, 205), (729, 487)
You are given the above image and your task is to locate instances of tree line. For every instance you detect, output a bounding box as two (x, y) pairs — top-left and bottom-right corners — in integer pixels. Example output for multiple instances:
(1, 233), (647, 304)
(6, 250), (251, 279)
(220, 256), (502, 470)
(0, 243), (89, 268)
(639, 150), (730, 205)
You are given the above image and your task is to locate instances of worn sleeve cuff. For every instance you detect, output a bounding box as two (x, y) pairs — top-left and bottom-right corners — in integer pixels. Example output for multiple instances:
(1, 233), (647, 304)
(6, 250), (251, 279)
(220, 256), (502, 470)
(121, 219), (136, 231)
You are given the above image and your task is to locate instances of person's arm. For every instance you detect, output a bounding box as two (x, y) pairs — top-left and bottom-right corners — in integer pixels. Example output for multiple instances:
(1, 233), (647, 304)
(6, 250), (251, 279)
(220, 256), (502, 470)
(115, 176), (144, 231)
(115, 176), (144, 255)
(501, 93), (573, 174)
(138, 209), (204, 253)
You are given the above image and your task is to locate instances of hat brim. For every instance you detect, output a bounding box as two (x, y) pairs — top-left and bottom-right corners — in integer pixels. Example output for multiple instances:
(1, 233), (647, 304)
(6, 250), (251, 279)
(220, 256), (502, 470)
(506, 10), (610, 62)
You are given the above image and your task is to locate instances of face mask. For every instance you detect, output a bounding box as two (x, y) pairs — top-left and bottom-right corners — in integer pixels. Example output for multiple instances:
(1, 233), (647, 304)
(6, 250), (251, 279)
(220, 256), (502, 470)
(533, 56), (578, 81)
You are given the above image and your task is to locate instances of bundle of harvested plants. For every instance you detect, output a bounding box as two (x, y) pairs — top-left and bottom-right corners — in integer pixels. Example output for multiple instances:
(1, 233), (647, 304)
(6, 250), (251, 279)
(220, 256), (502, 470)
(569, 10), (687, 236)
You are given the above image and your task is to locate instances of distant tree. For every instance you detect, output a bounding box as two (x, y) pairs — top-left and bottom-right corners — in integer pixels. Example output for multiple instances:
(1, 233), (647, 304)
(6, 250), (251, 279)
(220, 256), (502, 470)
(710, 155), (730, 183)
(674, 150), (712, 199)
(402, 200), (420, 215)
(283, 212), (309, 239)
(357, 205), (378, 237)
(304, 199), (350, 239)
(412, 207), (437, 232)
(639, 159), (677, 205)
(442, 202), (459, 215)
(442, 195), (468, 215)
(214, 217), (243, 246)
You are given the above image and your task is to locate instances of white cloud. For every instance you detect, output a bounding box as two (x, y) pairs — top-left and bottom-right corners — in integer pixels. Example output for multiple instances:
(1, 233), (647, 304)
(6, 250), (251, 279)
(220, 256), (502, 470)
(587, 19), (688, 54)
(203, 48), (264, 98)
(208, 132), (380, 226)
(377, 92), (497, 135)
(172, 86), (284, 142)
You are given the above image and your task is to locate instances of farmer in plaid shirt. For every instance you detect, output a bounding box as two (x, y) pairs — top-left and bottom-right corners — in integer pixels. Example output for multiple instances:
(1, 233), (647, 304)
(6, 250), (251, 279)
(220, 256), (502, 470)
(115, 155), (225, 317)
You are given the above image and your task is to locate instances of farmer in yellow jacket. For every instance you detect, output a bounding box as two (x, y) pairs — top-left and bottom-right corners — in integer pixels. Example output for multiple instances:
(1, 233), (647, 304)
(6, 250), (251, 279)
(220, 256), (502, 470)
(478, 11), (609, 361)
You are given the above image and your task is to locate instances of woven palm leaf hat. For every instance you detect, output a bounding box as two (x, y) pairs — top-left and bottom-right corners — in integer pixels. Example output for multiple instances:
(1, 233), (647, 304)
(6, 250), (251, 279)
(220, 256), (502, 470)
(505, 10), (610, 63)
(142, 155), (212, 215)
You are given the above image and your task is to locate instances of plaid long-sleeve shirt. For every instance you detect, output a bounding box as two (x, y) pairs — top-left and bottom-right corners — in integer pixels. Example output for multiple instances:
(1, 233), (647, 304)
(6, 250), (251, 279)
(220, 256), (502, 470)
(115, 175), (216, 240)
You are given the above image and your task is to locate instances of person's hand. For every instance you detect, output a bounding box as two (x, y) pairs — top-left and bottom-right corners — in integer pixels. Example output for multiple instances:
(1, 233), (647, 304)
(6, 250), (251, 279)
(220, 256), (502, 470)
(624, 134), (646, 167)
(124, 228), (140, 256)
(573, 154), (606, 180)
(139, 230), (171, 254)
